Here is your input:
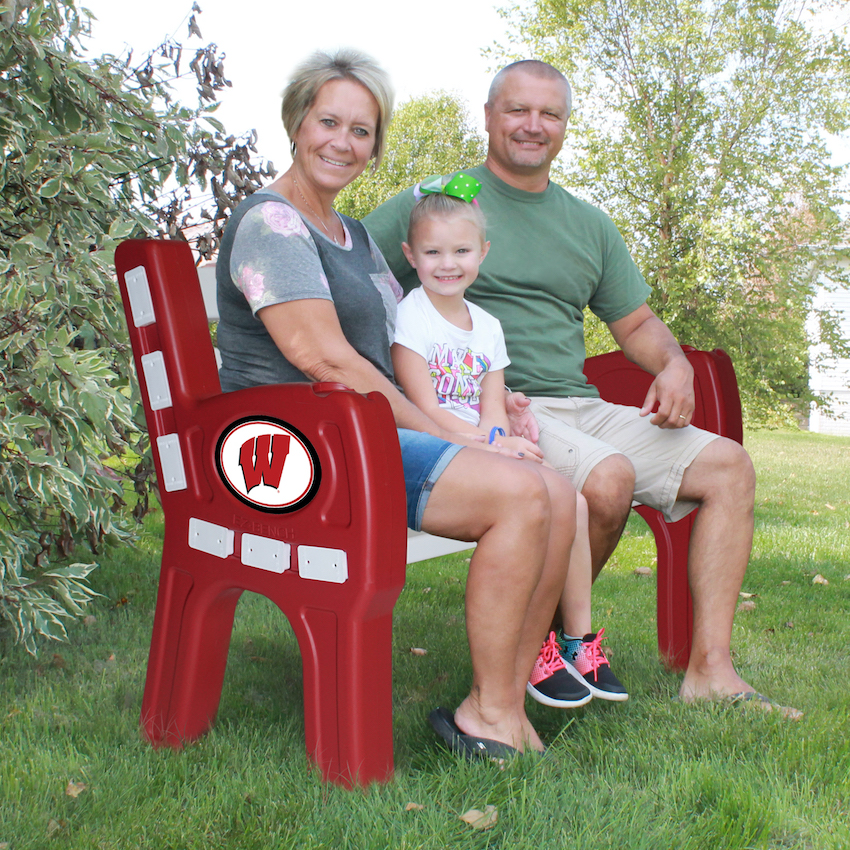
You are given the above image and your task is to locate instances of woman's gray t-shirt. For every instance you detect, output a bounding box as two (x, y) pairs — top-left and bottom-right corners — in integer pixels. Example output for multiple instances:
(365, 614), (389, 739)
(216, 188), (403, 393)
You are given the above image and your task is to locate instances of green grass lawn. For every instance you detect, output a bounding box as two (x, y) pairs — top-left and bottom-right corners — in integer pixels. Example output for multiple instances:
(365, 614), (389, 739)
(2, 429), (849, 849)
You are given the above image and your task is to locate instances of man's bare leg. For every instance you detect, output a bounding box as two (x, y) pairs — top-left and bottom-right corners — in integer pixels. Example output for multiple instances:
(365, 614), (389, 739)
(675, 438), (800, 717)
(674, 438), (754, 699)
(421, 450), (574, 752)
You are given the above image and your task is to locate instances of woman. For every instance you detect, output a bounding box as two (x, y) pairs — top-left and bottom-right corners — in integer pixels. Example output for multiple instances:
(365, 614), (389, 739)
(216, 48), (579, 757)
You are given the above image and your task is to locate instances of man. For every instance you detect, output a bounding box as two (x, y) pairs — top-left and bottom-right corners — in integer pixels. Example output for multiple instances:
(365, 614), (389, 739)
(365, 60), (800, 717)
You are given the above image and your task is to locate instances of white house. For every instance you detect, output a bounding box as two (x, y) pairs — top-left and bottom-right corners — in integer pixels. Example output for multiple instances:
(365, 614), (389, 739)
(808, 253), (850, 436)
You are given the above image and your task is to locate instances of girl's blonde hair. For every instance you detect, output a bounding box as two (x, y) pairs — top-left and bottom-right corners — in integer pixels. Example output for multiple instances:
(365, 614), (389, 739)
(407, 194), (487, 244)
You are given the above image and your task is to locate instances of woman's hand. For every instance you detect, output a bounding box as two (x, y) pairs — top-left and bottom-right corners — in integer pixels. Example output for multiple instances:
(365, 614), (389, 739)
(439, 430), (535, 462)
(490, 434), (545, 463)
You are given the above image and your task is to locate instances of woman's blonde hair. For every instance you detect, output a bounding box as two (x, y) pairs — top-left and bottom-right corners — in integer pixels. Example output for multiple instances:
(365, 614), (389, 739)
(281, 48), (394, 170)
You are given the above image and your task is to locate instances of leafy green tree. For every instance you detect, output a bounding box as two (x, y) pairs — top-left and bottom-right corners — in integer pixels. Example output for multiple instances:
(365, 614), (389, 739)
(0, 0), (270, 652)
(336, 92), (486, 218)
(496, 0), (850, 421)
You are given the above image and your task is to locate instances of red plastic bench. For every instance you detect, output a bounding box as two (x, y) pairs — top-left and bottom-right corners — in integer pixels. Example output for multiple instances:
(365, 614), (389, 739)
(116, 238), (743, 787)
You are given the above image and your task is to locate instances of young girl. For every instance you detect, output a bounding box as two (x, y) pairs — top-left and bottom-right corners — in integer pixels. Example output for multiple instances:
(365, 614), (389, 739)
(391, 174), (628, 707)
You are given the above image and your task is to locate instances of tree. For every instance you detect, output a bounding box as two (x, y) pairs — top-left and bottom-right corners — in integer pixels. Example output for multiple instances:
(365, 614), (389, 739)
(336, 92), (486, 218)
(495, 0), (850, 421)
(0, 0), (270, 652)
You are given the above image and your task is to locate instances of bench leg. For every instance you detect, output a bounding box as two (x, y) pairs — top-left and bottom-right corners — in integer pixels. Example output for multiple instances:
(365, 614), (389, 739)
(141, 562), (241, 747)
(293, 605), (394, 788)
(634, 506), (694, 671)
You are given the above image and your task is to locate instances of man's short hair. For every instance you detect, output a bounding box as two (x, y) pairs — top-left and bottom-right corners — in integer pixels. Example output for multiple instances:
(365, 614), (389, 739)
(281, 48), (394, 169)
(487, 60), (572, 119)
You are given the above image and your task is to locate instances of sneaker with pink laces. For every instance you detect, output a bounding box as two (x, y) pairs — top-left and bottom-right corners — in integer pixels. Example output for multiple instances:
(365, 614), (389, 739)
(527, 631), (593, 708)
(559, 628), (628, 702)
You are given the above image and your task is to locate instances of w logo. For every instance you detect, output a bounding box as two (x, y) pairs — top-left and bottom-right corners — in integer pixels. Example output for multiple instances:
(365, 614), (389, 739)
(239, 433), (290, 492)
(216, 417), (321, 513)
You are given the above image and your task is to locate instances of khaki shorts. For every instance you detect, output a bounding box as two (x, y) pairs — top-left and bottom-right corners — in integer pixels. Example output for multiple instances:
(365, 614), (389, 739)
(529, 396), (720, 523)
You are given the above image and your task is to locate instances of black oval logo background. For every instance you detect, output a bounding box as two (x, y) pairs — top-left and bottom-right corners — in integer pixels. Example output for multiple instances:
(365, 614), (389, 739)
(215, 416), (322, 513)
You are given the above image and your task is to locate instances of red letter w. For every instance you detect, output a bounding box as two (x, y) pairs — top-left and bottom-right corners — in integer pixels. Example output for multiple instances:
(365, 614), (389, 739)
(239, 433), (290, 492)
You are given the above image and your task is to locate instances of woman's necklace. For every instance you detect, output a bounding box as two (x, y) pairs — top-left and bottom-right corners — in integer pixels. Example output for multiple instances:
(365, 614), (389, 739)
(291, 175), (340, 245)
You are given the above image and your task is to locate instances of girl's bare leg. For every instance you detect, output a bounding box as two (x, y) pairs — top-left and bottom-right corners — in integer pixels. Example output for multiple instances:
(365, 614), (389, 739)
(558, 492), (593, 637)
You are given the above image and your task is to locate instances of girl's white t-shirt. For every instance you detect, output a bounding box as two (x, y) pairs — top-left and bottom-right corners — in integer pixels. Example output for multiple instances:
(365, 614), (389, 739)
(394, 286), (510, 426)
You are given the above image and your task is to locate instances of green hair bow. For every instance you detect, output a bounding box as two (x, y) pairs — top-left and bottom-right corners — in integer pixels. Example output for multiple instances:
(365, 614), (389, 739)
(414, 172), (482, 203)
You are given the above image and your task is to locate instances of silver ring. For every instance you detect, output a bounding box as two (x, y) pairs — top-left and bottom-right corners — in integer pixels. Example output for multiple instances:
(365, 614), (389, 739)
(678, 415), (687, 420)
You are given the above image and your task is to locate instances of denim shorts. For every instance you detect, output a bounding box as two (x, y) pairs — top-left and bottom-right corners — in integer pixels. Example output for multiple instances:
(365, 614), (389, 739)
(398, 429), (464, 530)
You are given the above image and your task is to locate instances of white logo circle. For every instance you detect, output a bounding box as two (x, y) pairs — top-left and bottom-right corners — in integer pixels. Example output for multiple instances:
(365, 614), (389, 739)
(216, 417), (320, 512)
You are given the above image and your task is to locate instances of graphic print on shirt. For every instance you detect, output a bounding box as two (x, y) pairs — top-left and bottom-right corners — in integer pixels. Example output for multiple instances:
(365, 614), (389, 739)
(428, 343), (492, 416)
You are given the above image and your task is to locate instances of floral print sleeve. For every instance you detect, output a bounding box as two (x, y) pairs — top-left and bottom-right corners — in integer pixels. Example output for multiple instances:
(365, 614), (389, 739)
(367, 233), (403, 343)
(368, 234), (403, 304)
(229, 199), (332, 316)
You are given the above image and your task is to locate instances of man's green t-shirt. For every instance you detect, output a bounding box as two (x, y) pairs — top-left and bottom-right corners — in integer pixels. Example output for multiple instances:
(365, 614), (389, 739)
(363, 165), (651, 398)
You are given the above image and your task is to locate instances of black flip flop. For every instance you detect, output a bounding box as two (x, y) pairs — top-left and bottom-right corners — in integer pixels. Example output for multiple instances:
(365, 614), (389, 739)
(428, 707), (519, 760)
(725, 692), (804, 720)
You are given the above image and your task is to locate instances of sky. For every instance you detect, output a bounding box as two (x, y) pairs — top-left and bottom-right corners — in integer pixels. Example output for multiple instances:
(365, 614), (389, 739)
(82, 0), (514, 169)
(81, 0), (850, 174)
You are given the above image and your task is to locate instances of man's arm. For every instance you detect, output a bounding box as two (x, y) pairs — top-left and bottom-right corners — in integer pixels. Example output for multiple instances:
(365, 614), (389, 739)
(607, 303), (695, 429)
(504, 391), (540, 442)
